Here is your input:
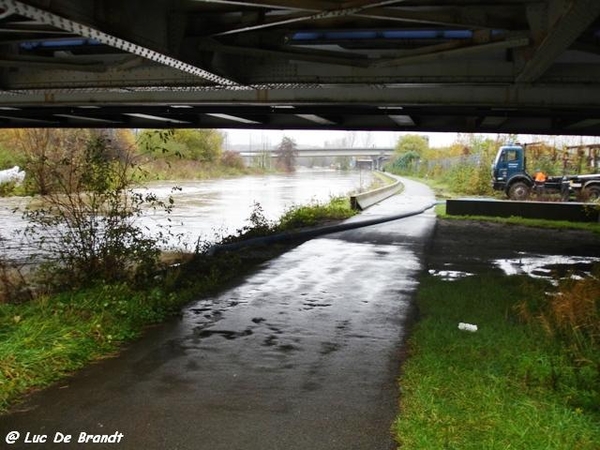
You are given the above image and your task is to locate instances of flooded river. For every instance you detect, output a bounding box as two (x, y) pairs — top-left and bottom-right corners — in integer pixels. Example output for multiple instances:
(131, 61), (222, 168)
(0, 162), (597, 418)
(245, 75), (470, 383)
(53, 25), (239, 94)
(0, 169), (370, 259)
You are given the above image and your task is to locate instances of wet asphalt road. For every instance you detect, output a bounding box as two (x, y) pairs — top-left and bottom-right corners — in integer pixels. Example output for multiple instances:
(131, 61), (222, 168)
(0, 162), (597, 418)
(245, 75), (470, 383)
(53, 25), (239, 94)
(0, 179), (436, 450)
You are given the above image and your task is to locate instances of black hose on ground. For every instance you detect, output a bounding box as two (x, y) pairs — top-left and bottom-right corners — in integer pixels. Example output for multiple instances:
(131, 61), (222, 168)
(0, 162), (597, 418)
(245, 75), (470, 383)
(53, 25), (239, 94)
(207, 201), (440, 255)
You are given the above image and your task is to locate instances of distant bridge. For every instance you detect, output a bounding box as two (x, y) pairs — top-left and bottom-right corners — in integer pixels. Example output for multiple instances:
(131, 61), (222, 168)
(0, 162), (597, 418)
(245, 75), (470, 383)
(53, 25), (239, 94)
(239, 147), (394, 170)
(239, 147), (394, 158)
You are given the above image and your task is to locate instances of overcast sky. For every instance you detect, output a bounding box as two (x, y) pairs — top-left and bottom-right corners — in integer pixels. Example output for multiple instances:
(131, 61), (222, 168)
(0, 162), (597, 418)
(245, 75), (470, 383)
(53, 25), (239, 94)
(222, 129), (454, 149)
(221, 129), (600, 150)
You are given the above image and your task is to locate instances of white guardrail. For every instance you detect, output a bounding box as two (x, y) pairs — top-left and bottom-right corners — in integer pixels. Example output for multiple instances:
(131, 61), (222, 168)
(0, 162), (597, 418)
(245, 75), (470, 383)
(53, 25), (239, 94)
(350, 171), (403, 210)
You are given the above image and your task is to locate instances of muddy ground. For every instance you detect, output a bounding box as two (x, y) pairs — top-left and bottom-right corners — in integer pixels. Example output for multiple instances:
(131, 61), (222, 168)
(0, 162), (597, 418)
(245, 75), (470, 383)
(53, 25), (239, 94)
(426, 219), (600, 276)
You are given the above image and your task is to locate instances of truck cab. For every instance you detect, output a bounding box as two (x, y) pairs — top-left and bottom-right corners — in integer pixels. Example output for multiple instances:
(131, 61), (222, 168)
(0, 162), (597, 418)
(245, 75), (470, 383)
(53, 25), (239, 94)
(491, 144), (600, 201)
(491, 145), (532, 199)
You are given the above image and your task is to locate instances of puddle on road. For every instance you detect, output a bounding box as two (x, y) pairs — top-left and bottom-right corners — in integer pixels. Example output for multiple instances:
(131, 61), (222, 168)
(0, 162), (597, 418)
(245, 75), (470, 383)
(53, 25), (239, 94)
(429, 255), (600, 282)
(176, 235), (424, 371)
(428, 269), (474, 281)
(193, 328), (254, 340)
(494, 253), (600, 281)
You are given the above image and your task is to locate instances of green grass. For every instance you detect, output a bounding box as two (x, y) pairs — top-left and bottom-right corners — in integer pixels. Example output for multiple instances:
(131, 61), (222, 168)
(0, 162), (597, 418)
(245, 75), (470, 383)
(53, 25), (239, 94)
(435, 202), (600, 234)
(219, 196), (357, 244)
(0, 247), (264, 412)
(419, 177), (460, 199)
(277, 196), (356, 230)
(395, 274), (600, 449)
(0, 283), (187, 411)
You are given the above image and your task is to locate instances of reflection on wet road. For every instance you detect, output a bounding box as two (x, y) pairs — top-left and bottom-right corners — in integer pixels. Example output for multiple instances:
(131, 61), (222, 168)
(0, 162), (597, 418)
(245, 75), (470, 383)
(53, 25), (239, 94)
(0, 179), (435, 450)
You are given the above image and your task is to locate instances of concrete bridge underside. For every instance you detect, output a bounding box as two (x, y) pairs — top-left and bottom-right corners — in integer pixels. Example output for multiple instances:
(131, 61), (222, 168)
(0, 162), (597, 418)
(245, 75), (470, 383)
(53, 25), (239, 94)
(0, 1), (597, 136)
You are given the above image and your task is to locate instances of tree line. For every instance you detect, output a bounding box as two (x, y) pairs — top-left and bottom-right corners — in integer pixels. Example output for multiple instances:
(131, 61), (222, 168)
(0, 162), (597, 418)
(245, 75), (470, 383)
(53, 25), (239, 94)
(385, 133), (599, 196)
(0, 128), (249, 196)
(0, 128), (307, 196)
(1, 128), (594, 198)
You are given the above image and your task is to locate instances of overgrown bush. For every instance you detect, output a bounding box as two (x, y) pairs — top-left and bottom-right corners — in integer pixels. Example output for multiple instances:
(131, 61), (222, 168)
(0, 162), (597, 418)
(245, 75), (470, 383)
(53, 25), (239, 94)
(516, 268), (600, 411)
(278, 196), (355, 230)
(21, 131), (177, 289)
(388, 150), (421, 175)
(137, 129), (224, 163)
(0, 180), (22, 197)
(219, 202), (276, 244)
(0, 144), (25, 170)
(220, 150), (246, 170)
(440, 157), (495, 196)
(519, 270), (600, 364)
(217, 197), (356, 244)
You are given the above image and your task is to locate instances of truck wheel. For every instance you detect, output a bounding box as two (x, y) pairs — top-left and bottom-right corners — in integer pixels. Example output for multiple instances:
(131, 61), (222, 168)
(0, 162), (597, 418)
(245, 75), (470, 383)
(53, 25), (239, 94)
(508, 182), (530, 200)
(584, 186), (600, 202)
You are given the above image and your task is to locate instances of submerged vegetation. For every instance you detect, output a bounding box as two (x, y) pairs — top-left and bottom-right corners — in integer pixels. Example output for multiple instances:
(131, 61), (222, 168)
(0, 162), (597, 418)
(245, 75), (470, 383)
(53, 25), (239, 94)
(20, 131), (177, 289)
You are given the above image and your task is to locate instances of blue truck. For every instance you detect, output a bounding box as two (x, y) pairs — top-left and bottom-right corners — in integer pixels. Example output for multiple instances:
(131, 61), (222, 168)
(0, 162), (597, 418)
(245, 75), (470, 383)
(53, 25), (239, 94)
(491, 144), (600, 201)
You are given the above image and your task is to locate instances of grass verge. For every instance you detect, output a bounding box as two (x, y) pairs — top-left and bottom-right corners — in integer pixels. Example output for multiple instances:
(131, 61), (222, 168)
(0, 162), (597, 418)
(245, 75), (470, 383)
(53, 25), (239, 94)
(0, 196), (356, 413)
(435, 202), (600, 234)
(0, 250), (254, 412)
(395, 273), (600, 449)
(278, 196), (356, 230)
(0, 284), (180, 409)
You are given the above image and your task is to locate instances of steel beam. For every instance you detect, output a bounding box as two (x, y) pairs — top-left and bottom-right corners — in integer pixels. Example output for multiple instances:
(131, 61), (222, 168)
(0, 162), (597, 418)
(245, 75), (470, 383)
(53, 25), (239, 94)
(214, 1), (490, 37)
(0, 0), (594, 137)
(516, 0), (600, 83)
(199, 38), (370, 68)
(0, 84), (599, 109)
(191, 0), (327, 11)
(373, 36), (529, 67)
(0, 103), (596, 135)
(0, 0), (241, 87)
(205, 1), (525, 33)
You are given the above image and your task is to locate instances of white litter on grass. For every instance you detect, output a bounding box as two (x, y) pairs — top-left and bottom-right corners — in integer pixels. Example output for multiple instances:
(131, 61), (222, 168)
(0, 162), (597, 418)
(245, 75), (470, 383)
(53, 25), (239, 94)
(458, 322), (478, 332)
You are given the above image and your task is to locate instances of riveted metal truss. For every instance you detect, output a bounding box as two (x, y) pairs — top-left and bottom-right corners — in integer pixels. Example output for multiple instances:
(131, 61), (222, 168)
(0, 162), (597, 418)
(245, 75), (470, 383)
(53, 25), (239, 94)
(0, 0), (241, 86)
(0, 0), (597, 134)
